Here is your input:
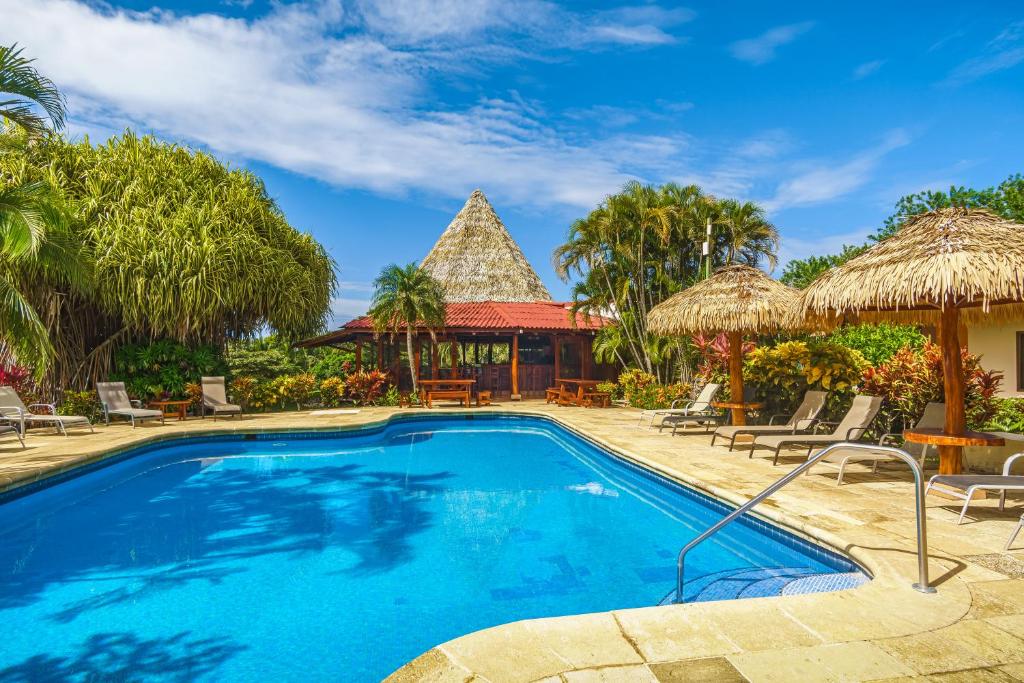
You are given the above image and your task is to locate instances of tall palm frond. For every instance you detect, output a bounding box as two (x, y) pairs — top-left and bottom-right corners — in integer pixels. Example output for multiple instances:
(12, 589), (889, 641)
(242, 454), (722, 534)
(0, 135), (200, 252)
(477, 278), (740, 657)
(0, 44), (66, 136)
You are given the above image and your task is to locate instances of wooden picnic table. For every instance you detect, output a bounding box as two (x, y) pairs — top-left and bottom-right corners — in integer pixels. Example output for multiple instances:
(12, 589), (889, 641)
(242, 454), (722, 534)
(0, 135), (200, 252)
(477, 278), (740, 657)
(418, 379), (476, 408)
(554, 379), (603, 407)
(147, 399), (191, 421)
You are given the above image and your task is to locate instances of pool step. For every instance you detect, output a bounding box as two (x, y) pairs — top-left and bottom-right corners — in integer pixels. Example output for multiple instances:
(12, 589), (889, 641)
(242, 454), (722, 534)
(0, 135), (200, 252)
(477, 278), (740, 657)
(660, 566), (867, 604)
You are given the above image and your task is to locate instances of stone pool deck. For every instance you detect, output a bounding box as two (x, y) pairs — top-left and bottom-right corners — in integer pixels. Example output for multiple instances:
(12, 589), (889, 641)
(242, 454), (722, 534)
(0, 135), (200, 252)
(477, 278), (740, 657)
(1, 402), (1023, 682)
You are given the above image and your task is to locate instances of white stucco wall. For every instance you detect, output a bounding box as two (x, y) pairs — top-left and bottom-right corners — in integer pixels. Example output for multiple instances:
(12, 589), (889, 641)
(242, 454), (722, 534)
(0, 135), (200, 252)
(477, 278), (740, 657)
(966, 321), (1024, 398)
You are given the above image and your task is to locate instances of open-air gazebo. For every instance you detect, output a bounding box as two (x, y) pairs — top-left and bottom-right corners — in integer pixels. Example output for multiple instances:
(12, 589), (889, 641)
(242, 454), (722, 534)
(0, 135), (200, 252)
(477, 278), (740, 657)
(297, 190), (615, 397)
(798, 207), (1024, 474)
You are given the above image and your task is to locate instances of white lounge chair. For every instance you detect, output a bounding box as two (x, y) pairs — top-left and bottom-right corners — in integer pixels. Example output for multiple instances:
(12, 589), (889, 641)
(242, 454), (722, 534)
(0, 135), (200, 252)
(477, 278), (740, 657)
(0, 385), (94, 436)
(96, 382), (165, 428)
(926, 451), (1024, 525)
(1007, 514), (1023, 551)
(712, 390), (829, 450)
(201, 376), (242, 420)
(637, 383), (722, 428)
(748, 395), (884, 465)
(1, 421), (25, 448)
(812, 402), (944, 485)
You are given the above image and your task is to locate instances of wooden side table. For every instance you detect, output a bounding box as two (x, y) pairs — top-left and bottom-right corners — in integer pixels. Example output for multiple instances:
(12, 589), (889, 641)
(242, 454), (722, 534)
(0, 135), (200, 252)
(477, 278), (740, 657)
(148, 399), (192, 421)
(904, 428), (1005, 475)
(711, 401), (765, 427)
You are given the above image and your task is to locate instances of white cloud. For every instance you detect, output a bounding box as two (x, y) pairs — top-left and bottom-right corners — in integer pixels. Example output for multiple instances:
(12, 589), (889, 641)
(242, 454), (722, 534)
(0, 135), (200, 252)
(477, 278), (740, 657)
(729, 21), (814, 65)
(945, 20), (1024, 85)
(762, 130), (911, 212)
(852, 59), (885, 80)
(2, 0), (698, 210)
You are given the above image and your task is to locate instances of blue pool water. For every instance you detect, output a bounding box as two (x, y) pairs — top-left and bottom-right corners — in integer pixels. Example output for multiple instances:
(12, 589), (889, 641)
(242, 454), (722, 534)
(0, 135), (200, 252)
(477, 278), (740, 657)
(0, 415), (864, 681)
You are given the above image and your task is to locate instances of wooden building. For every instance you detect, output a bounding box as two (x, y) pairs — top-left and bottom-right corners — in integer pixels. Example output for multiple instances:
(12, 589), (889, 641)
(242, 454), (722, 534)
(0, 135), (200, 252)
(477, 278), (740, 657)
(297, 190), (613, 398)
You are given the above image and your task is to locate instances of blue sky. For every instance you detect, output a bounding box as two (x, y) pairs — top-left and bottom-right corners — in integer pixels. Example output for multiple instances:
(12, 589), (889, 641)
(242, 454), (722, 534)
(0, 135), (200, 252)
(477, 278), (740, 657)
(4, 1), (1024, 325)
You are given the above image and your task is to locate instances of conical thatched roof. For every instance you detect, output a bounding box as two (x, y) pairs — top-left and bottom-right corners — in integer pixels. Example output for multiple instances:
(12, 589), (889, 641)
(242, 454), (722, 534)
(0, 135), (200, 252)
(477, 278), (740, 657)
(420, 189), (552, 303)
(648, 264), (799, 335)
(798, 207), (1024, 327)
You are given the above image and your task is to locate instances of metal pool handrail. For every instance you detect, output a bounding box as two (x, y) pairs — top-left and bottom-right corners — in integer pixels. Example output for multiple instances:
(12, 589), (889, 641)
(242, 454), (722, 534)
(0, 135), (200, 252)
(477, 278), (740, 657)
(670, 442), (936, 604)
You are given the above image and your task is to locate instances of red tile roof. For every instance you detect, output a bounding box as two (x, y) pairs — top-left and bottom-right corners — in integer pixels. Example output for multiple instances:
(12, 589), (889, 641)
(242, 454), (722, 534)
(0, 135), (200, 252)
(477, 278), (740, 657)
(297, 301), (610, 347)
(346, 301), (608, 331)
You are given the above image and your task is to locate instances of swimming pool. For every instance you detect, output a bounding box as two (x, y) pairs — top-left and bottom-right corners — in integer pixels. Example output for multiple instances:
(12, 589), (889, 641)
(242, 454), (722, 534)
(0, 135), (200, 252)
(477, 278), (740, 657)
(0, 415), (865, 681)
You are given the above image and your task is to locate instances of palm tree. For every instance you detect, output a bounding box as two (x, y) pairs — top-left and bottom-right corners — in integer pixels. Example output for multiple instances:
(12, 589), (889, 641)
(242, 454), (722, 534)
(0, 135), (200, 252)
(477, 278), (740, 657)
(718, 199), (779, 269)
(368, 263), (446, 395)
(1, 45), (74, 372)
(0, 44), (66, 136)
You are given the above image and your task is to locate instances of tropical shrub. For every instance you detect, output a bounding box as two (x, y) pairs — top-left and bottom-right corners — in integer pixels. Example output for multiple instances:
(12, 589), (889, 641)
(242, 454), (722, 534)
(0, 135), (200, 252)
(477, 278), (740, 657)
(344, 370), (390, 405)
(627, 382), (692, 411)
(984, 398), (1024, 435)
(319, 376), (346, 407)
(225, 338), (303, 382)
(596, 381), (622, 400)
(0, 364), (36, 401)
(309, 352), (353, 381)
(861, 342), (1002, 430)
(111, 340), (224, 400)
(246, 381), (280, 412)
(745, 341), (868, 417)
(229, 376), (258, 409)
(184, 382), (203, 414)
(57, 389), (103, 422)
(826, 323), (926, 367)
(692, 333), (754, 400)
(274, 373), (318, 410)
(378, 385), (402, 407)
(617, 369), (658, 405)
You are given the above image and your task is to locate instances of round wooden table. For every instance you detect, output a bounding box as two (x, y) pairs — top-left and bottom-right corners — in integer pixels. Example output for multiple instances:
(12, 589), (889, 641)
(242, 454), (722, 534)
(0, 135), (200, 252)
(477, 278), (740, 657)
(147, 399), (192, 421)
(711, 401), (765, 427)
(903, 428), (1005, 475)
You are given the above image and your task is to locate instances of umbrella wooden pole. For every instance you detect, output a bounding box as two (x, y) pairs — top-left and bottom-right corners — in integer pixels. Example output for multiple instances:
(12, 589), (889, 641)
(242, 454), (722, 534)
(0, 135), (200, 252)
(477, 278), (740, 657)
(938, 303), (967, 475)
(728, 331), (746, 426)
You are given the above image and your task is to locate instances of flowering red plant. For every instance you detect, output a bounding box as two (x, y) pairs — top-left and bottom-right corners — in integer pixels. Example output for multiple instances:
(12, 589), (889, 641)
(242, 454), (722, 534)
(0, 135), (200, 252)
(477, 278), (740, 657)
(861, 342), (1001, 430)
(691, 333), (754, 386)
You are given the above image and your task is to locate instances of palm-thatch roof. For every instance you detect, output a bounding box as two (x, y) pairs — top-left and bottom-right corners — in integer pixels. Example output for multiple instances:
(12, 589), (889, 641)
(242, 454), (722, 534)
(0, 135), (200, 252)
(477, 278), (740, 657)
(797, 207), (1024, 328)
(420, 189), (552, 303)
(648, 264), (799, 335)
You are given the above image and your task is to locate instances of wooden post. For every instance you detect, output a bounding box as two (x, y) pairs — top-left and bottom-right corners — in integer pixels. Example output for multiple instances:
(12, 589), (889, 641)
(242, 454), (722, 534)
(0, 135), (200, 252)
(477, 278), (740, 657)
(511, 334), (520, 398)
(431, 342), (440, 379)
(581, 337), (591, 380)
(553, 335), (561, 381)
(354, 342), (362, 373)
(728, 331), (746, 426)
(939, 303), (966, 475)
(376, 338), (384, 371)
(452, 340), (461, 377)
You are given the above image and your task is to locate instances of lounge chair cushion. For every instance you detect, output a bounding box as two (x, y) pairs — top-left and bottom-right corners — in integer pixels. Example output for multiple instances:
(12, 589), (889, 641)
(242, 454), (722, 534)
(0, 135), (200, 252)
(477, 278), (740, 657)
(111, 408), (164, 419)
(929, 475), (1024, 490)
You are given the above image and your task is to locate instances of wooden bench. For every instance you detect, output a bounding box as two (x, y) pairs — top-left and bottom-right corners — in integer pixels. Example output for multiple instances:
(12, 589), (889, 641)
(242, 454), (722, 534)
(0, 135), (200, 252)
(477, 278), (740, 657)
(426, 390), (470, 408)
(545, 387), (563, 403)
(581, 391), (611, 408)
(476, 390), (492, 407)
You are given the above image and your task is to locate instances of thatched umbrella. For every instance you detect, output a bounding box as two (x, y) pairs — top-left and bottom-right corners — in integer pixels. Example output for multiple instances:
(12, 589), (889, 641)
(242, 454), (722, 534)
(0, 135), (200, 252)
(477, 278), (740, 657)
(648, 265), (800, 426)
(798, 207), (1024, 474)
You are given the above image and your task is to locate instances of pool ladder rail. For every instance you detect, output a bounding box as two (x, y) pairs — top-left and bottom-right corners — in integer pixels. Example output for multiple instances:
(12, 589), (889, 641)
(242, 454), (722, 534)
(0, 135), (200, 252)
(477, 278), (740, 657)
(659, 442), (936, 606)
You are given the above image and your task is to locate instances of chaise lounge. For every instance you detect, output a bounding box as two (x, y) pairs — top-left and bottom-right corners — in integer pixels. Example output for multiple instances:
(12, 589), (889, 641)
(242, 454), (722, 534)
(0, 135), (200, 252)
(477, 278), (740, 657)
(747, 395), (883, 465)
(926, 451), (1024, 525)
(637, 383), (722, 429)
(812, 402), (943, 485)
(96, 382), (165, 427)
(0, 385), (94, 436)
(711, 390), (828, 450)
(201, 376), (243, 419)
